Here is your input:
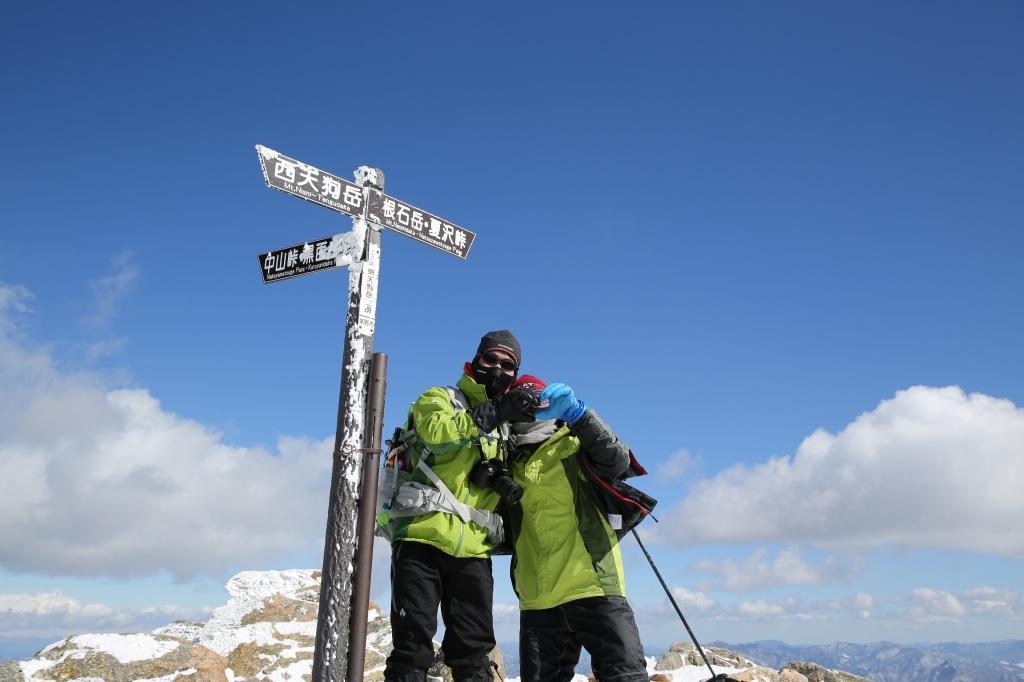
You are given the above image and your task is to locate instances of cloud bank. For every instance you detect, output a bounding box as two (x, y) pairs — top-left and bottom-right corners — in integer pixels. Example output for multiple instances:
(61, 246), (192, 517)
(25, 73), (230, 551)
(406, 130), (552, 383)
(689, 547), (852, 592)
(648, 386), (1024, 557)
(0, 284), (332, 579)
(635, 584), (1023, 629)
(0, 590), (203, 638)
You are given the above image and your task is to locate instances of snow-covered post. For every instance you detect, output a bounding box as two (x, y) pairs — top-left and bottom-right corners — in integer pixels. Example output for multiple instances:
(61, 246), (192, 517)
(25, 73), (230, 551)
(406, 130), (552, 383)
(312, 167), (385, 682)
(253, 146), (474, 682)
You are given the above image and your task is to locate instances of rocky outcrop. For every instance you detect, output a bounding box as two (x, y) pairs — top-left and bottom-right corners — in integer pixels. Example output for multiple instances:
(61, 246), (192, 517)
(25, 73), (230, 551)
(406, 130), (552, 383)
(23, 634), (228, 682)
(7, 569), (503, 682)
(650, 643), (870, 682)
(0, 661), (24, 682)
(780, 662), (871, 682)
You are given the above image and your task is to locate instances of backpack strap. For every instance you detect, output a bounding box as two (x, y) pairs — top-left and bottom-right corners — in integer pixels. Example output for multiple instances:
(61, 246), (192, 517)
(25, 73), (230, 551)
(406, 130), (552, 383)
(385, 459), (505, 544)
(415, 459), (472, 523)
(445, 386), (469, 413)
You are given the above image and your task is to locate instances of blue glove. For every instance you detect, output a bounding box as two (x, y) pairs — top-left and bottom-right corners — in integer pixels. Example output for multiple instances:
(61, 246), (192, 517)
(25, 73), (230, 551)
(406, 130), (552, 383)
(534, 383), (589, 423)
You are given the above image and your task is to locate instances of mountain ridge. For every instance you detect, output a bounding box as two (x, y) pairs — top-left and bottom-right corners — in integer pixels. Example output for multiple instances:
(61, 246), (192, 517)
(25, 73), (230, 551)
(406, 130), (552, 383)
(713, 639), (1024, 682)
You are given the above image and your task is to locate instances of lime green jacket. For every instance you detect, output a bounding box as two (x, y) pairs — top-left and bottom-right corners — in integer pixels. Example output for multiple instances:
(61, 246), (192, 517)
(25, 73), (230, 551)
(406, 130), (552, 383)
(391, 372), (503, 559)
(509, 417), (629, 610)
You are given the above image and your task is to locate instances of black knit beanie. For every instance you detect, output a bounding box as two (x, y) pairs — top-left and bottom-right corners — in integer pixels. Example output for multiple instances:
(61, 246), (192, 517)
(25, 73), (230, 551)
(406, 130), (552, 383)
(476, 330), (521, 365)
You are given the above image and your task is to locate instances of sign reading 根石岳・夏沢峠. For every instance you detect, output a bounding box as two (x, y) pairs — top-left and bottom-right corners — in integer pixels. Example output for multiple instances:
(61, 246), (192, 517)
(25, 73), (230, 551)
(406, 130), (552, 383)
(366, 189), (475, 259)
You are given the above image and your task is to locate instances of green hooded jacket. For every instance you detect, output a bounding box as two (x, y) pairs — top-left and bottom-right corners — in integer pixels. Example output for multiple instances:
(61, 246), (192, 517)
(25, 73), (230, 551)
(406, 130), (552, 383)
(390, 372), (504, 559)
(509, 412), (630, 610)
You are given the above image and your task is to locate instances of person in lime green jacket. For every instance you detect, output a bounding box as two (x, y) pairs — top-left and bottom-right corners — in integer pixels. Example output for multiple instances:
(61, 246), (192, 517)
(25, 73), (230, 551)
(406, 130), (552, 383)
(506, 374), (649, 682)
(384, 331), (539, 682)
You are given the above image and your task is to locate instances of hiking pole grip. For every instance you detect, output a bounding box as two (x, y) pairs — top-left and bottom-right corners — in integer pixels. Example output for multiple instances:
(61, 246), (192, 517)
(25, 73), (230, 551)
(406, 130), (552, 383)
(630, 529), (721, 681)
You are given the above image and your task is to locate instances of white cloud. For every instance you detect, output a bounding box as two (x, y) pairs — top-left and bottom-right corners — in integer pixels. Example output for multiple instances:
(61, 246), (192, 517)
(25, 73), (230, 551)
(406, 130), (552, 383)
(656, 449), (697, 481)
(633, 587), (719, 627)
(635, 589), (876, 627)
(889, 586), (1024, 624)
(0, 590), (204, 638)
(0, 283), (332, 579)
(673, 587), (718, 612)
(84, 337), (129, 362)
(735, 599), (789, 617)
(84, 252), (138, 327)
(491, 603), (520, 626)
(690, 547), (850, 591)
(637, 584), (1024, 629)
(0, 284), (31, 317)
(647, 386), (1024, 557)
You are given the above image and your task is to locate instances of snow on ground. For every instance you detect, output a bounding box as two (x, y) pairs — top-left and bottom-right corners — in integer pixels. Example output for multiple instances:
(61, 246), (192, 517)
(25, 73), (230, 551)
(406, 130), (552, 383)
(18, 632), (182, 681)
(197, 568), (320, 657)
(68, 633), (180, 663)
(503, 656), (744, 682)
(644, 654), (744, 682)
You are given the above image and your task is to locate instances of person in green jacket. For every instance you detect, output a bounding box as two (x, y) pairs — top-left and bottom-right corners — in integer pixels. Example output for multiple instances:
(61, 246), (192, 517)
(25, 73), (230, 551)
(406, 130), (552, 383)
(506, 374), (649, 682)
(383, 331), (539, 682)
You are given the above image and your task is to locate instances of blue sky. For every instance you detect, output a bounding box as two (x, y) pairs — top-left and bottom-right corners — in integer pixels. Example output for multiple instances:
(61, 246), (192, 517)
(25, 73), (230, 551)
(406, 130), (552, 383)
(1, 2), (1023, 649)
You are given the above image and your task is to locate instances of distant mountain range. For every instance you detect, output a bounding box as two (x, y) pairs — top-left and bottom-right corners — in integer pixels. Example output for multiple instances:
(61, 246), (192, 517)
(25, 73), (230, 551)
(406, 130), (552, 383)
(713, 639), (1024, 682)
(0, 639), (52, 666)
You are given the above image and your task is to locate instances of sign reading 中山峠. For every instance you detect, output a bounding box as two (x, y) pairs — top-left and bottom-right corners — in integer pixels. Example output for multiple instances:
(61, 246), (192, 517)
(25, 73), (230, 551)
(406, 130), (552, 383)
(258, 236), (343, 284)
(257, 145), (365, 218)
(366, 189), (476, 259)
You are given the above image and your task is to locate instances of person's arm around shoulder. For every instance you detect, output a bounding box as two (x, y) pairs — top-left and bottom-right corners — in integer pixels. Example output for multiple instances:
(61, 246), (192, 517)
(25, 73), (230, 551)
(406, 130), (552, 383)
(568, 409), (630, 479)
(410, 387), (481, 455)
(534, 383), (630, 478)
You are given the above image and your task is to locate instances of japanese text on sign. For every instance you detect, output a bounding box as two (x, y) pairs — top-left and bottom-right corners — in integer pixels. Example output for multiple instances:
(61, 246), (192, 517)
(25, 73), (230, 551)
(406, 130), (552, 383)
(366, 190), (476, 259)
(356, 241), (381, 337)
(257, 236), (342, 284)
(256, 145), (365, 218)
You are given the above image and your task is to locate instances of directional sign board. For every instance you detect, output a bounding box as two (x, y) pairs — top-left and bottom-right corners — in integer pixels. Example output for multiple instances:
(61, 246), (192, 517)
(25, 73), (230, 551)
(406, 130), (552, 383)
(257, 145), (366, 218)
(367, 189), (476, 259)
(258, 236), (343, 284)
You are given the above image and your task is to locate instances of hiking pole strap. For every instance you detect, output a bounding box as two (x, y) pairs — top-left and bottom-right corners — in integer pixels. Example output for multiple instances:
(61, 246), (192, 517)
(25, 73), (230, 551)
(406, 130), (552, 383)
(631, 529), (718, 680)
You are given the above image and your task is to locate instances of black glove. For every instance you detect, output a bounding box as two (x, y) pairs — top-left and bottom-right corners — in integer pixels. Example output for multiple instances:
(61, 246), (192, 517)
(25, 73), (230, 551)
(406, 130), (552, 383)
(496, 386), (540, 423)
(470, 400), (500, 434)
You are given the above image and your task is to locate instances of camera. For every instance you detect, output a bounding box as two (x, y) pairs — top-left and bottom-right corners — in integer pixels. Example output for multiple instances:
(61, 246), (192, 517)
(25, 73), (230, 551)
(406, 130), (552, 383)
(470, 459), (524, 505)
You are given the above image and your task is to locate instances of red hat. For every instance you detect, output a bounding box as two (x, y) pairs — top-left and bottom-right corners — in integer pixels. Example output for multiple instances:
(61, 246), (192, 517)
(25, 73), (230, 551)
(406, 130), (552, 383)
(510, 374), (546, 393)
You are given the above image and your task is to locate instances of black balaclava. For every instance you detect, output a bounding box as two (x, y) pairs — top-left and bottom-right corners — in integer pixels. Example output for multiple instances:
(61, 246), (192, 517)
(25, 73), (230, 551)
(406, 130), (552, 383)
(471, 330), (521, 399)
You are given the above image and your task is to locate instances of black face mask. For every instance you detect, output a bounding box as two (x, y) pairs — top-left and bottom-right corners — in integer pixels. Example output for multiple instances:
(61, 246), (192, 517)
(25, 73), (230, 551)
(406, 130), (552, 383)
(473, 361), (515, 399)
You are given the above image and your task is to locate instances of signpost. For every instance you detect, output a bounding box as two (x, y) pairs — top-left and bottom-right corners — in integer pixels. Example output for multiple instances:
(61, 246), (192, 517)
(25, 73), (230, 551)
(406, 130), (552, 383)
(257, 235), (348, 284)
(366, 190), (476, 259)
(253, 145), (474, 682)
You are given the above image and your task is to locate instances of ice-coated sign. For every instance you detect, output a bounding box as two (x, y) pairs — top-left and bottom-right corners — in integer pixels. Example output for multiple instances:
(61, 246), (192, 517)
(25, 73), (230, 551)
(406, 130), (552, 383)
(366, 189), (476, 260)
(258, 236), (343, 284)
(256, 145), (365, 218)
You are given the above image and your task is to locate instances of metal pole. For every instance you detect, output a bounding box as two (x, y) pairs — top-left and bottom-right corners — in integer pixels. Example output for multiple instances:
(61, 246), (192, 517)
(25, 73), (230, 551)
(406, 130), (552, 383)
(346, 352), (387, 682)
(630, 529), (727, 681)
(313, 167), (385, 682)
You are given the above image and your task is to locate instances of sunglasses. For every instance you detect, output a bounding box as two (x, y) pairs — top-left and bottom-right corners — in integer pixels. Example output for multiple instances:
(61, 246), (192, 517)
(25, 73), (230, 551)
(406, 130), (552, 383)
(479, 352), (519, 373)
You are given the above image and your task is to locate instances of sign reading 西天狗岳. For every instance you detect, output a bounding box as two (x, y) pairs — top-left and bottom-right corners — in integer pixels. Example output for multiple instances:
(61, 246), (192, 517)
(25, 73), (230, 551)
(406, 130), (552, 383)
(257, 236), (343, 284)
(366, 189), (476, 259)
(257, 145), (365, 218)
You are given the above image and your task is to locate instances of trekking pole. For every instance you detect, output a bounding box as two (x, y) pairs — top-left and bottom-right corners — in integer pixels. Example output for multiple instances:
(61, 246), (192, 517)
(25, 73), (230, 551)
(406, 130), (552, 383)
(631, 529), (730, 681)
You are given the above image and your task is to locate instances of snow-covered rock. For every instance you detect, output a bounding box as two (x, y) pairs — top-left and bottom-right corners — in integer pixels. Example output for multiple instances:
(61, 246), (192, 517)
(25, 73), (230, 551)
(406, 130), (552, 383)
(0, 569), (501, 682)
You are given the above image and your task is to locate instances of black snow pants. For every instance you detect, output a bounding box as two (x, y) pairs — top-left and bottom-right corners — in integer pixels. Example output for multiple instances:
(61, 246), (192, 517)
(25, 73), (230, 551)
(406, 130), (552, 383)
(520, 596), (648, 682)
(384, 541), (496, 682)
